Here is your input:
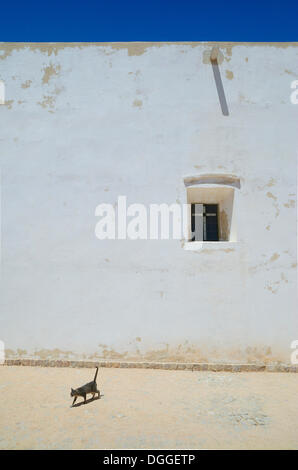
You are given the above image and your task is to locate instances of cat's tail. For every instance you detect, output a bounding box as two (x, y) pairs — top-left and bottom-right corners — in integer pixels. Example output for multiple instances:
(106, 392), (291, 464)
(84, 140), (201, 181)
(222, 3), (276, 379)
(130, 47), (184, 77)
(93, 366), (99, 382)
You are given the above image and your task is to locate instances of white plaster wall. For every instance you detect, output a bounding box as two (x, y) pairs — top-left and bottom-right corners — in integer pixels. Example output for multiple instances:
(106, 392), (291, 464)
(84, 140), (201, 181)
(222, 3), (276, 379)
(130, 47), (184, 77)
(0, 42), (297, 363)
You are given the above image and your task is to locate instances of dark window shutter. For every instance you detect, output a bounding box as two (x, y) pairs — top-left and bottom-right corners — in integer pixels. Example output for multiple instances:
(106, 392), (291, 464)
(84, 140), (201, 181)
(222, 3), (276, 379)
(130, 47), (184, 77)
(190, 204), (219, 241)
(205, 204), (219, 241)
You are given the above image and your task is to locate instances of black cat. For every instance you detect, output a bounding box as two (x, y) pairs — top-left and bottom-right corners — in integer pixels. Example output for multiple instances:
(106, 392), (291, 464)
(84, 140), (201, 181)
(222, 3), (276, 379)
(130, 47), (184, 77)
(70, 367), (100, 406)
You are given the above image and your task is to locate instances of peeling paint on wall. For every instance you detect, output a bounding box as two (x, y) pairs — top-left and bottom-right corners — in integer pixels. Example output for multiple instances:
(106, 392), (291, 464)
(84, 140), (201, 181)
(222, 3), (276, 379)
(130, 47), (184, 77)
(266, 192), (280, 217)
(265, 272), (289, 295)
(21, 80), (32, 89)
(269, 253), (280, 263)
(4, 342), (282, 365)
(42, 63), (61, 84)
(133, 99), (143, 108)
(202, 49), (224, 64)
(257, 178), (276, 190)
(37, 95), (55, 111)
(0, 42), (296, 62)
(283, 199), (295, 208)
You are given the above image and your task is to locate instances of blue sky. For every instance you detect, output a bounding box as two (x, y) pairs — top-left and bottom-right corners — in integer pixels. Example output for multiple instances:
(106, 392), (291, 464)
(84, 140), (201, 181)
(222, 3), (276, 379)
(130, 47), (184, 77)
(1, 0), (297, 42)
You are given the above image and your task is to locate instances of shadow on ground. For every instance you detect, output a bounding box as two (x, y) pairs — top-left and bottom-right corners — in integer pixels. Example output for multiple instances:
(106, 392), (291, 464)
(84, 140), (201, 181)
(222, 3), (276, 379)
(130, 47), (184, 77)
(71, 394), (104, 408)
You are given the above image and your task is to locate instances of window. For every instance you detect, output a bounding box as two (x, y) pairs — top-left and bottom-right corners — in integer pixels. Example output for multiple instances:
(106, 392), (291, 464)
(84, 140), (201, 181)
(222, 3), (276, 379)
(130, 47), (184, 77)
(183, 175), (240, 245)
(191, 203), (219, 241)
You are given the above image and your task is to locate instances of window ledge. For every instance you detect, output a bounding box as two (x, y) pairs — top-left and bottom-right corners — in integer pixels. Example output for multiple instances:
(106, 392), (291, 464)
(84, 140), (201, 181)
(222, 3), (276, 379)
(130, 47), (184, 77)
(183, 241), (238, 252)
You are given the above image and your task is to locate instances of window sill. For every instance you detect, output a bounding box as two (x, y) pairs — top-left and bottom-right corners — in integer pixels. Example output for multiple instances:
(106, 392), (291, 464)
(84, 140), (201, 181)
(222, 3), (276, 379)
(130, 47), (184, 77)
(183, 241), (238, 252)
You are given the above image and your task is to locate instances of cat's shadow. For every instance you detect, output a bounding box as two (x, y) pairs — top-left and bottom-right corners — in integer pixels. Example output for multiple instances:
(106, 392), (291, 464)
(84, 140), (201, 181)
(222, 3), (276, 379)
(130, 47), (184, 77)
(71, 394), (104, 408)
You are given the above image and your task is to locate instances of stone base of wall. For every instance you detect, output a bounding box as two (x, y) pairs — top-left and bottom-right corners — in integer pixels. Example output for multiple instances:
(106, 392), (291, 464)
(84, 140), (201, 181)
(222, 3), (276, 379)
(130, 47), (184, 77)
(2, 359), (298, 372)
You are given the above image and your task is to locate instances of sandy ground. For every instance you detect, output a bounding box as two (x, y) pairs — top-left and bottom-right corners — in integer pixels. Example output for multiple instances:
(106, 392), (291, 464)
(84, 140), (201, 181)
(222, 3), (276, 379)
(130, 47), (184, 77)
(0, 366), (297, 450)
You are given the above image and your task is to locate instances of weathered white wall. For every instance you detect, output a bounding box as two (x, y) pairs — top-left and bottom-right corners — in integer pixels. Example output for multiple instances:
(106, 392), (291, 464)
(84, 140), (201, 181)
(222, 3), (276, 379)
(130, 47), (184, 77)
(0, 42), (297, 363)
